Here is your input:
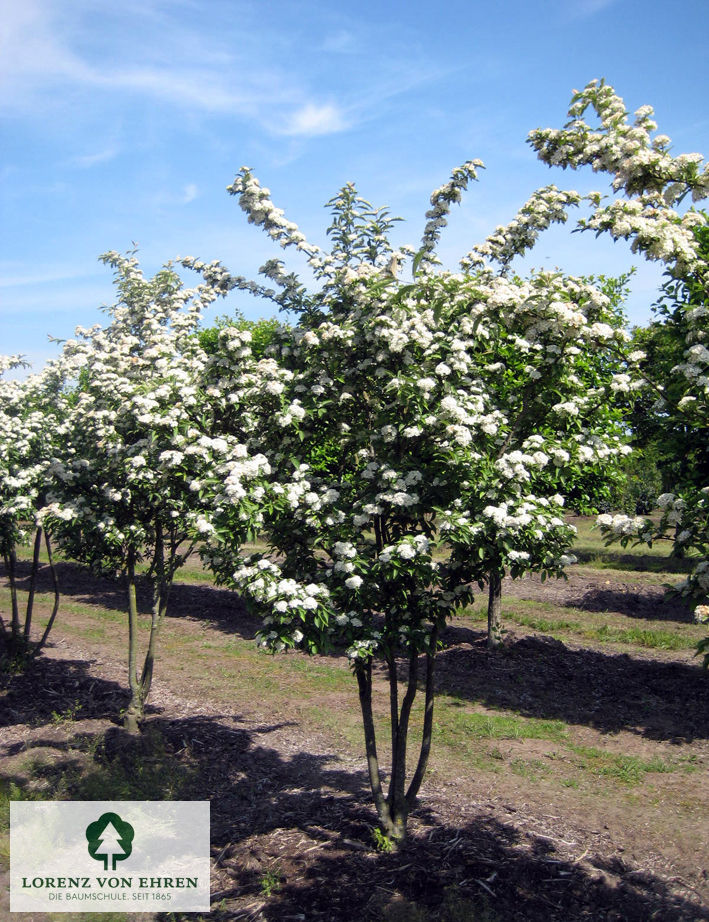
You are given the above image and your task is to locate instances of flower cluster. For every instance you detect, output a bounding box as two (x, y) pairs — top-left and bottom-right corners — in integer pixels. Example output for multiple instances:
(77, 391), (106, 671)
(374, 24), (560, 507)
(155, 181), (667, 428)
(41, 251), (271, 585)
(532, 81), (709, 650)
(192, 155), (639, 665)
(529, 79), (709, 279)
(419, 160), (484, 267)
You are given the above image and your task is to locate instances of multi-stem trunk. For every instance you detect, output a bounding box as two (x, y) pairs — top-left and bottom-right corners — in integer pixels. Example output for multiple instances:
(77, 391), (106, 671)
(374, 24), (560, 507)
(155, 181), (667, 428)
(1, 529), (60, 662)
(3, 549), (21, 641)
(487, 568), (503, 650)
(122, 527), (172, 733)
(356, 629), (438, 846)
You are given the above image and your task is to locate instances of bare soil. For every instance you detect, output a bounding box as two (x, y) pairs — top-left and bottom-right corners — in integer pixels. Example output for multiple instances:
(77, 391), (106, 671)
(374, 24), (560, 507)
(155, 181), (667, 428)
(1, 560), (708, 921)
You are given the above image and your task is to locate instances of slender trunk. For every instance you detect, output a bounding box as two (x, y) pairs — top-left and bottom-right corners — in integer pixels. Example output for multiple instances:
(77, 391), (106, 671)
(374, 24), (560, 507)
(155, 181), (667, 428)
(23, 527), (43, 642)
(487, 568), (503, 650)
(37, 531), (60, 652)
(355, 661), (392, 833)
(0, 553), (8, 638)
(124, 550), (142, 734)
(5, 550), (20, 637)
(139, 579), (169, 701)
(139, 525), (169, 702)
(387, 652), (399, 796)
(406, 627), (438, 804)
(388, 651), (418, 832)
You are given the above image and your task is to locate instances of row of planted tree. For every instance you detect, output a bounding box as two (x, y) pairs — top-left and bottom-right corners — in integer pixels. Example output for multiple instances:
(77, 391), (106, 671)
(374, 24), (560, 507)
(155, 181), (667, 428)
(1, 81), (708, 844)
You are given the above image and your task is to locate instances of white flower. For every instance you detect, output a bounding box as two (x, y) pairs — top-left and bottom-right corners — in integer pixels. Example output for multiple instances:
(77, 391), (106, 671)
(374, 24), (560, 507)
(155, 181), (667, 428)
(345, 575), (363, 589)
(195, 516), (215, 535)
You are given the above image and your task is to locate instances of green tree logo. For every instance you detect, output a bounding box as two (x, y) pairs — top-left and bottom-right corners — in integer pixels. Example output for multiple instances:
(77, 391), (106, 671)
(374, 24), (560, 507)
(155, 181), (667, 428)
(86, 812), (134, 871)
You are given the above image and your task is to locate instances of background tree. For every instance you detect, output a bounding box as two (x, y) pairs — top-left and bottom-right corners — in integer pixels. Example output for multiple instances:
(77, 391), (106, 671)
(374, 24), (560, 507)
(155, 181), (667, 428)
(530, 80), (709, 659)
(0, 357), (65, 666)
(627, 220), (709, 500)
(44, 251), (269, 730)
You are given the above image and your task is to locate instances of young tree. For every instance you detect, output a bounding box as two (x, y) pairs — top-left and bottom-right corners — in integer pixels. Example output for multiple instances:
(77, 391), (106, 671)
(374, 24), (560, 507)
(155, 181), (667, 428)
(530, 80), (709, 659)
(43, 251), (269, 730)
(194, 165), (634, 842)
(627, 222), (709, 499)
(0, 357), (65, 665)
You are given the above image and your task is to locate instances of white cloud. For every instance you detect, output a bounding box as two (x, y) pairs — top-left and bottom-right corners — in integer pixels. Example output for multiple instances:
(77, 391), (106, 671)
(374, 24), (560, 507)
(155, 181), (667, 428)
(0, 0), (448, 143)
(278, 103), (348, 137)
(181, 183), (198, 204)
(70, 147), (119, 168)
(0, 0), (328, 138)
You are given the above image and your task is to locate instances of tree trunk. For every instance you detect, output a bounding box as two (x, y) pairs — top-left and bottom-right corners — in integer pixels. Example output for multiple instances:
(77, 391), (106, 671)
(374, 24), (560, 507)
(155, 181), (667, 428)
(5, 550), (20, 639)
(139, 578), (169, 703)
(356, 660), (391, 831)
(23, 527), (43, 642)
(406, 629), (437, 804)
(356, 636), (439, 848)
(37, 531), (61, 652)
(139, 524), (170, 703)
(487, 569), (503, 650)
(387, 651), (418, 833)
(124, 551), (142, 734)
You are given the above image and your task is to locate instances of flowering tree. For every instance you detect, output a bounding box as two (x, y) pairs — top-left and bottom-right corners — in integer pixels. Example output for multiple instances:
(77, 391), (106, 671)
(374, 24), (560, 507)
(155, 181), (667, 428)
(191, 162), (634, 842)
(0, 357), (65, 664)
(627, 222), (709, 504)
(529, 80), (709, 660)
(432, 252), (633, 648)
(44, 251), (269, 730)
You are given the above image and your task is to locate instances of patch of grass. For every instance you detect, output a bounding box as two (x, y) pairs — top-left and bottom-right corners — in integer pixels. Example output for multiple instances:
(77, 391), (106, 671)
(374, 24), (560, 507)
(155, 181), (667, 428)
(441, 704), (568, 743)
(582, 624), (694, 651)
(50, 699), (83, 726)
(259, 864), (283, 897)
(506, 612), (580, 634)
(567, 744), (674, 785)
(509, 757), (553, 782)
(287, 656), (352, 692)
(463, 594), (703, 650)
(372, 826), (395, 853)
(9, 727), (197, 803)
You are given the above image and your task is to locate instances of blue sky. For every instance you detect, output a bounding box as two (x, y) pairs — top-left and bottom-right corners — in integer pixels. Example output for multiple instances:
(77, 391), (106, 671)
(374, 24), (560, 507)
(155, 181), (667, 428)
(2, 0), (708, 370)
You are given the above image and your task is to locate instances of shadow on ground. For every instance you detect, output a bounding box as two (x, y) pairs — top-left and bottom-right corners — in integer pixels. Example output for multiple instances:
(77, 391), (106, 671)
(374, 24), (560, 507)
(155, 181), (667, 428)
(566, 585), (692, 622)
(4, 558), (260, 639)
(572, 548), (695, 575)
(434, 633), (709, 743)
(1, 654), (707, 921)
